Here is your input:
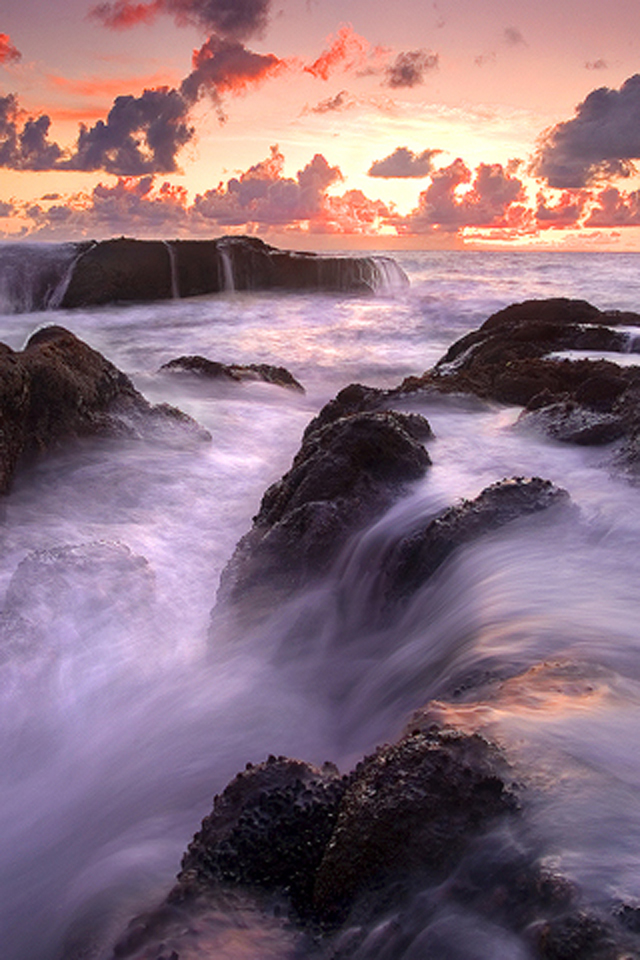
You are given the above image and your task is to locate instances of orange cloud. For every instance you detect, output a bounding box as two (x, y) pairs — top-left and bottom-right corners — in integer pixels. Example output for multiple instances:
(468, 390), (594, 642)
(0, 33), (21, 64)
(304, 24), (370, 81)
(47, 71), (182, 99)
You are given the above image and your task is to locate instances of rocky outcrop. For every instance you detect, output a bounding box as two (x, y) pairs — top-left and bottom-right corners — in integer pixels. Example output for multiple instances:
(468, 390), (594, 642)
(398, 298), (640, 467)
(379, 477), (571, 605)
(110, 715), (640, 960)
(60, 236), (408, 308)
(0, 325), (209, 494)
(160, 355), (305, 392)
(216, 408), (432, 608)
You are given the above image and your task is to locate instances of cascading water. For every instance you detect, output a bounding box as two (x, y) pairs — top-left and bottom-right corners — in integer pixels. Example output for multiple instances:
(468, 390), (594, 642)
(0, 242), (82, 314)
(1, 246), (640, 958)
(218, 243), (236, 292)
(162, 240), (180, 299)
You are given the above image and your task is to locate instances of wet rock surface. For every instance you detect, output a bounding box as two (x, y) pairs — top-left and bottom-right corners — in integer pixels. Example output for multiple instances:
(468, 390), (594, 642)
(312, 728), (519, 922)
(217, 408), (432, 607)
(400, 298), (640, 467)
(160, 355), (305, 392)
(60, 235), (407, 308)
(380, 477), (571, 604)
(0, 325), (209, 494)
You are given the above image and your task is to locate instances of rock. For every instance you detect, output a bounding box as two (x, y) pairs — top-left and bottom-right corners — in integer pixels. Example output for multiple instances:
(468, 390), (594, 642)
(111, 756), (347, 958)
(0, 326), (210, 493)
(398, 298), (640, 461)
(312, 728), (518, 922)
(216, 409), (432, 607)
(173, 755), (347, 915)
(537, 912), (620, 960)
(60, 236), (409, 308)
(380, 477), (570, 605)
(160, 355), (305, 392)
(0, 542), (155, 657)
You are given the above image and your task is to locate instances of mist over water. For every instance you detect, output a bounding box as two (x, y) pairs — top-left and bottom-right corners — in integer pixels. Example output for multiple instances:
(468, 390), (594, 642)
(2, 250), (640, 958)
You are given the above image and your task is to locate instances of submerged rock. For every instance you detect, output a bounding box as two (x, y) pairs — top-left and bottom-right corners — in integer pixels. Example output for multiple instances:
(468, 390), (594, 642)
(60, 235), (408, 308)
(160, 355), (305, 392)
(380, 477), (571, 604)
(0, 325), (209, 494)
(0, 541), (155, 658)
(216, 408), (432, 607)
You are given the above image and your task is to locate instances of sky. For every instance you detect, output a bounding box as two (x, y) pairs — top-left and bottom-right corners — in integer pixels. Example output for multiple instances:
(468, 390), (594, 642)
(3, 0), (640, 248)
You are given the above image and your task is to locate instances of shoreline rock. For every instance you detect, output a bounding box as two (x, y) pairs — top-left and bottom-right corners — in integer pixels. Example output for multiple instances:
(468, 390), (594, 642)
(0, 325), (210, 494)
(160, 355), (305, 392)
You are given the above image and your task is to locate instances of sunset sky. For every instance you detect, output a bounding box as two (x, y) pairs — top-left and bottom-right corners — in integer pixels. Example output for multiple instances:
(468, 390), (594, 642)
(3, 0), (640, 248)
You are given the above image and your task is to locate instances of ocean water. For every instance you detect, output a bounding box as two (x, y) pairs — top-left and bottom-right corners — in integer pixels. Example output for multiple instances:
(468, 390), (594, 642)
(1, 247), (640, 958)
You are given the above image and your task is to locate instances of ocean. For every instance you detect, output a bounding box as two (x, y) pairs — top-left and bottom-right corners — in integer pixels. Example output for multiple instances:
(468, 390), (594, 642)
(1, 246), (640, 958)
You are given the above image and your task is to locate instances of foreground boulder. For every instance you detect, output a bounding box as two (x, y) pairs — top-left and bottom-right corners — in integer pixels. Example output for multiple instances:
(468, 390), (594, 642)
(60, 236), (408, 308)
(0, 325), (209, 494)
(216, 408), (432, 607)
(160, 355), (305, 392)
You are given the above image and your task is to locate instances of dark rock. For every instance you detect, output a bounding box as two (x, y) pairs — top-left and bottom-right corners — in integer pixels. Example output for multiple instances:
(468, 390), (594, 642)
(173, 756), (347, 915)
(313, 728), (518, 922)
(160, 355), (305, 392)
(518, 402), (627, 445)
(380, 477), (570, 604)
(537, 912), (619, 960)
(0, 326), (210, 494)
(60, 236), (408, 308)
(216, 409), (432, 607)
(399, 298), (640, 459)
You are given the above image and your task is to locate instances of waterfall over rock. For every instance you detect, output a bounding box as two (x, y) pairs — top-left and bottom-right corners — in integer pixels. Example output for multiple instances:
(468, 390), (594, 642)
(0, 236), (408, 312)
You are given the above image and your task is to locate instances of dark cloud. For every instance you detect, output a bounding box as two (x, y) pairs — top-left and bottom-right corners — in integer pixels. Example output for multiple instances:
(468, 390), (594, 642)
(67, 87), (194, 173)
(586, 59), (608, 71)
(90, 0), (271, 41)
(395, 158), (526, 232)
(310, 89), (353, 114)
(535, 190), (587, 227)
(368, 146), (442, 178)
(0, 94), (64, 170)
(530, 74), (640, 188)
(503, 26), (526, 46)
(384, 49), (439, 88)
(0, 87), (193, 175)
(0, 33), (21, 63)
(0, 200), (15, 217)
(584, 186), (640, 226)
(181, 35), (283, 117)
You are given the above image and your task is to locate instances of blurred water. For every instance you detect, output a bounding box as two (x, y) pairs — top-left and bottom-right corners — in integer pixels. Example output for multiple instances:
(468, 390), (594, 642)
(1, 249), (640, 958)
